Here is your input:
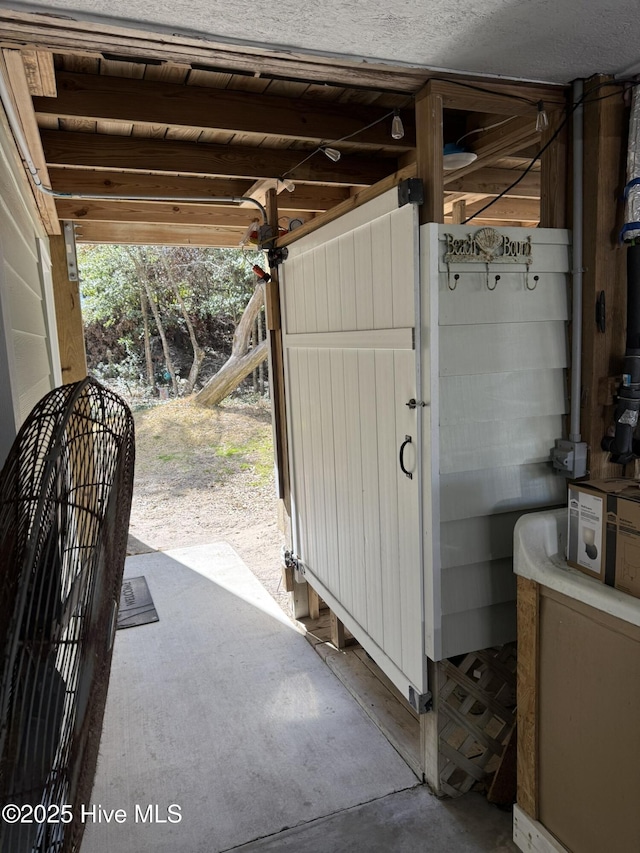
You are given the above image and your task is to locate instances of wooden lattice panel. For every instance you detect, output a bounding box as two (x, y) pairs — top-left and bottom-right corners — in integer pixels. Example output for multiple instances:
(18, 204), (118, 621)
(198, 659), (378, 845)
(438, 643), (517, 797)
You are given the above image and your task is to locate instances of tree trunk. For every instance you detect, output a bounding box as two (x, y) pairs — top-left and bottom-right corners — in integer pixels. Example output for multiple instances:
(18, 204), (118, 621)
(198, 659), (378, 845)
(140, 288), (154, 388)
(160, 253), (205, 394)
(128, 249), (179, 396)
(196, 283), (268, 407)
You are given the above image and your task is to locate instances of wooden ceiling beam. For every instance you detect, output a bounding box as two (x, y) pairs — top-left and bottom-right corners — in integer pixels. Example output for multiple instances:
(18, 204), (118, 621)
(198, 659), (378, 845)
(41, 130), (393, 186)
(36, 71), (415, 149)
(0, 49), (60, 234)
(443, 115), (540, 184)
(461, 196), (540, 222)
(48, 167), (253, 199)
(0, 10), (427, 92)
(429, 78), (566, 116)
(47, 167), (349, 212)
(444, 166), (540, 198)
(73, 220), (247, 247)
(21, 49), (56, 96)
(54, 198), (312, 228)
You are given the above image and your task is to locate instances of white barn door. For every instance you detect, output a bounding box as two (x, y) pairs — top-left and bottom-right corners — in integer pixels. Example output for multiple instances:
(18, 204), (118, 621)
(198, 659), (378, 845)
(281, 188), (428, 703)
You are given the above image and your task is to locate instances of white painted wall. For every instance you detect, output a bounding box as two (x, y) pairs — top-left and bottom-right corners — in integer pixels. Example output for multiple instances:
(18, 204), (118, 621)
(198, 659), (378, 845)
(0, 110), (59, 466)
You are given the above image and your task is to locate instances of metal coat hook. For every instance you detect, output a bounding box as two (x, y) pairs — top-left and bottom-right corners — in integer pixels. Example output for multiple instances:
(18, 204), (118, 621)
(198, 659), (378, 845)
(527, 274), (539, 291)
(448, 273), (460, 291)
(487, 273), (500, 291)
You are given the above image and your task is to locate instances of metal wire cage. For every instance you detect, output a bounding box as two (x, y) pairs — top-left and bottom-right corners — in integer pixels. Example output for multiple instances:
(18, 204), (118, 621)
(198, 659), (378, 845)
(0, 377), (135, 853)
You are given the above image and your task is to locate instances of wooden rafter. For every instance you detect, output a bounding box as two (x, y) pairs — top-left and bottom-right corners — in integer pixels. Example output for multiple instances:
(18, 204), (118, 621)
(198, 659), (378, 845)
(54, 198), (311, 228)
(0, 9), (428, 92)
(47, 167), (350, 211)
(35, 71), (416, 149)
(41, 130), (395, 186)
(21, 49), (56, 97)
(0, 49), (60, 234)
(443, 116), (540, 184)
(444, 166), (540, 198)
(73, 220), (246, 247)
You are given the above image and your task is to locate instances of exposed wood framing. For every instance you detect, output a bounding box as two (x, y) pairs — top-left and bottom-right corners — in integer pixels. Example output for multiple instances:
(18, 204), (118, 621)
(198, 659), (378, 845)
(444, 166), (540, 198)
(462, 196), (540, 223)
(517, 575), (539, 820)
(36, 71), (415, 149)
(308, 584), (321, 621)
(539, 111), (568, 228)
(40, 130), (394, 186)
(580, 75), (629, 478)
(73, 221), (245, 247)
(265, 187), (290, 509)
(50, 233), (87, 382)
(330, 611), (346, 649)
(0, 49), (60, 234)
(277, 163), (417, 247)
(0, 9), (429, 92)
(442, 115), (540, 185)
(428, 78), (565, 116)
(54, 198), (309, 228)
(21, 49), (56, 97)
(48, 168), (350, 213)
(415, 82), (444, 223)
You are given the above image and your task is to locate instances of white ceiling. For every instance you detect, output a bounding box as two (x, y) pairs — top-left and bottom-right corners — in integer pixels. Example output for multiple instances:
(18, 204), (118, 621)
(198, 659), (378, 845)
(6, 0), (640, 84)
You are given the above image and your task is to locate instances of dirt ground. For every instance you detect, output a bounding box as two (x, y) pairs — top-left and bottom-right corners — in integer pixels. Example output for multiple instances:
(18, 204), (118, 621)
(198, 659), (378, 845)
(127, 396), (289, 613)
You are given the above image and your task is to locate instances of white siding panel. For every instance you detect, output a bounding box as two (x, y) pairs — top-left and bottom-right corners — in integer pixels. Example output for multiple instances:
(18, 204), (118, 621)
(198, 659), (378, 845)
(5, 262), (47, 336)
(440, 414), (565, 474)
(438, 272), (569, 325)
(440, 511), (526, 570)
(440, 463), (566, 523)
(18, 375), (51, 423)
(441, 558), (515, 616)
(440, 369), (567, 424)
(301, 251), (317, 334)
(13, 332), (51, 402)
(440, 321), (567, 376)
(441, 601), (517, 659)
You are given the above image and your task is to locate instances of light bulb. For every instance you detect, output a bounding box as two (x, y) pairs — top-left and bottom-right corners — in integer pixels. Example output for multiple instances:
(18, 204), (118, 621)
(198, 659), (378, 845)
(322, 146), (341, 162)
(391, 110), (405, 140)
(278, 177), (296, 192)
(536, 101), (549, 133)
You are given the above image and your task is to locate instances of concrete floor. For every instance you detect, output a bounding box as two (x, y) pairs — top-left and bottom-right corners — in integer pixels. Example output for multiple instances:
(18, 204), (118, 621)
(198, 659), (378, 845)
(82, 543), (516, 853)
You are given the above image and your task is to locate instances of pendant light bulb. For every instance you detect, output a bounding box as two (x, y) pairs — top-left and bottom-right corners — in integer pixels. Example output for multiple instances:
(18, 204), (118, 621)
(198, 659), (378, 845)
(391, 110), (405, 140)
(322, 146), (341, 162)
(536, 101), (549, 133)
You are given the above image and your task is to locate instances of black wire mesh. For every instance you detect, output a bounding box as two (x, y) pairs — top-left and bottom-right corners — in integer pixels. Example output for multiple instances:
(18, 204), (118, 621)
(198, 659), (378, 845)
(0, 377), (135, 853)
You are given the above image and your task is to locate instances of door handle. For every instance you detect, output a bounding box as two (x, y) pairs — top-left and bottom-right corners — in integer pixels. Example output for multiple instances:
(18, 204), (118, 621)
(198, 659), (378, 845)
(399, 434), (413, 479)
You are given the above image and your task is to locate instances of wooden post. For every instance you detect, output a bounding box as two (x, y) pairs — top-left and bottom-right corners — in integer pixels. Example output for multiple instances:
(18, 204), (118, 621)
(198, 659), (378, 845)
(307, 584), (321, 621)
(580, 75), (629, 478)
(451, 199), (466, 224)
(539, 109), (568, 228)
(329, 611), (346, 649)
(420, 658), (445, 793)
(517, 575), (540, 819)
(265, 188), (291, 512)
(415, 82), (444, 224)
(50, 234), (87, 384)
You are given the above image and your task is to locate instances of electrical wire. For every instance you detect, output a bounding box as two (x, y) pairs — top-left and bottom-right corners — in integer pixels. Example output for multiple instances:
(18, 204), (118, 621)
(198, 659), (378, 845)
(280, 95), (414, 180)
(461, 79), (637, 225)
(456, 116), (516, 146)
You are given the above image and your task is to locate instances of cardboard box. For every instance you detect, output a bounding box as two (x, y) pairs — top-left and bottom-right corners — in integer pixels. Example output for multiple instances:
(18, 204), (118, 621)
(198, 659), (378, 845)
(567, 479), (640, 598)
